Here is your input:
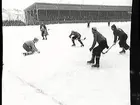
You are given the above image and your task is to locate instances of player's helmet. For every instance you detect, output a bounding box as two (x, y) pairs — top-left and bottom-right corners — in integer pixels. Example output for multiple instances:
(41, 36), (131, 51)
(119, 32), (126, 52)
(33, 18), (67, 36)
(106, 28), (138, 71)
(111, 24), (116, 29)
(92, 27), (97, 31)
(34, 38), (39, 42)
(71, 30), (74, 33)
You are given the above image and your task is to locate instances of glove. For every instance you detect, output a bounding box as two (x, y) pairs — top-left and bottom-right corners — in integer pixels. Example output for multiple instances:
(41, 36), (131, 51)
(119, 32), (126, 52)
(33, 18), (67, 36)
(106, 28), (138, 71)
(113, 42), (116, 45)
(89, 47), (93, 52)
(106, 45), (109, 49)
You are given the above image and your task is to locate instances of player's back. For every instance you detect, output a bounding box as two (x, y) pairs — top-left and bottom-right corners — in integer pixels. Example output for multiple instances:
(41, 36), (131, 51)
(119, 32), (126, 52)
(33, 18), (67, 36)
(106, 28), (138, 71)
(114, 28), (127, 37)
(25, 40), (35, 47)
(95, 31), (106, 43)
(73, 31), (81, 37)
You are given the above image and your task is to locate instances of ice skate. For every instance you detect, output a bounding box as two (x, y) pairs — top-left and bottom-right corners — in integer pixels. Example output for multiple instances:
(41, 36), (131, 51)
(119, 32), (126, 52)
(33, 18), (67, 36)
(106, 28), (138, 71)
(87, 60), (94, 64)
(23, 53), (27, 56)
(119, 49), (126, 54)
(91, 56), (100, 68)
(87, 55), (95, 64)
(23, 52), (30, 56)
(23, 52), (34, 56)
(91, 64), (100, 68)
(72, 44), (76, 46)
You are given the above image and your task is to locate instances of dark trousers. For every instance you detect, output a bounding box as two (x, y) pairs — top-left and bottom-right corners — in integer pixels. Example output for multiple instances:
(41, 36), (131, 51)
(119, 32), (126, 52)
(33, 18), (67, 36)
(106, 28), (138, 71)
(41, 30), (48, 39)
(91, 40), (108, 65)
(41, 31), (47, 37)
(72, 36), (84, 46)
(41, 31), (45, 37)
(119, 34), (129, 50)
(92, 40), (108, 57)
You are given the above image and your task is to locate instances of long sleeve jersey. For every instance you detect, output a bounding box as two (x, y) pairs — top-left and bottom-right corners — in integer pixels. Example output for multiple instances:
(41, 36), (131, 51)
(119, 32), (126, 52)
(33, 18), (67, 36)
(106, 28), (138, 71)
(40, 24), (47, 31)
(91, 31), (106, 48)
(25, 40), (38, 52)
(113, 28), (127, 43)
(69, 31), (81, 38)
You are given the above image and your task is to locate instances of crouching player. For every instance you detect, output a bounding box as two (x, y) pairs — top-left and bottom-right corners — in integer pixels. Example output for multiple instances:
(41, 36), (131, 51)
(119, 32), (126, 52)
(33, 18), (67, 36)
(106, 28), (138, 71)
(69, 30), (84, 47)
(22, 38), (40, 56)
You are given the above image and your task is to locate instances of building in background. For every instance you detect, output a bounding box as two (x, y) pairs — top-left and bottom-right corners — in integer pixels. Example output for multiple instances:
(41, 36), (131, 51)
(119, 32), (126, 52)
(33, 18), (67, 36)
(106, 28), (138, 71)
(24, 2), (132, 25)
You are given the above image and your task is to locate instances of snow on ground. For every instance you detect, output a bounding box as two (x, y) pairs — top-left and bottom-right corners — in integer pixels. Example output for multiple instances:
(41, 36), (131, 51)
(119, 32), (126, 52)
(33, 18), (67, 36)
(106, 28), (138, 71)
(2, 22), (131, 105)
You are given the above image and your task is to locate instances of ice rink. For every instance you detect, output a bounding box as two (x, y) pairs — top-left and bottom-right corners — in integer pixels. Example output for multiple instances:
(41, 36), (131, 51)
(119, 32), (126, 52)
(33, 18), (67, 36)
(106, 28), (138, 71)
(2, 22), (131, 105)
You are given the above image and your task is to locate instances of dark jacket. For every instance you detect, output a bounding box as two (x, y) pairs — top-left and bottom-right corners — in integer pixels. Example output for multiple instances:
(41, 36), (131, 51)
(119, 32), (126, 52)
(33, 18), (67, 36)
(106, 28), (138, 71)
(91, 30), (106, 49)
(69, 31), (81, 38)
(113, 28), (127, 43)
(40, 24), (46, 31)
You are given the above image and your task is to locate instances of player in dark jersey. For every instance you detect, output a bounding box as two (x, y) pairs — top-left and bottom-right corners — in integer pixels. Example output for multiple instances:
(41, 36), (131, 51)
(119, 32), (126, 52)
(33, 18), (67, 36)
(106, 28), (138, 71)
(111, 24), (130, 54)
(87, 27), (109, 68)
(69, 31), (84, 47)
(40, 23), (48, 40)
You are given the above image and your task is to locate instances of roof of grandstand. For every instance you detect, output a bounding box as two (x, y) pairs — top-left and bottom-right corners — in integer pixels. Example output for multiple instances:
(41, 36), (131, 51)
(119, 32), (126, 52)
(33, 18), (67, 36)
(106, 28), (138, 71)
(24, 2), (132, 12)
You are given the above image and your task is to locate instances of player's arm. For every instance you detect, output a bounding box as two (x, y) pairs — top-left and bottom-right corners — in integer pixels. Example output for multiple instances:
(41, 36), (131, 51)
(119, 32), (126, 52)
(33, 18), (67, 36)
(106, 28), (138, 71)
(89, 34), (97, 51)
(31, 44), (40, 53)
(113, 32), (118, 43)
(69, 33), (72, 38)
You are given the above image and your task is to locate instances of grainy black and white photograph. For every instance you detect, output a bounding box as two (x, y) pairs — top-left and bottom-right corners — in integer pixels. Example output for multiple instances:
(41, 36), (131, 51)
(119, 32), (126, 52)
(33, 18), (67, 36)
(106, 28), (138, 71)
(2, 0), (133, 105)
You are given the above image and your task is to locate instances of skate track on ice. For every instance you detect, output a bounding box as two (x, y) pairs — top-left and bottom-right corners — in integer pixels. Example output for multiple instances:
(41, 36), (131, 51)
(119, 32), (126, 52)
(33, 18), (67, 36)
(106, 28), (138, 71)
(3, 22), (131, 105)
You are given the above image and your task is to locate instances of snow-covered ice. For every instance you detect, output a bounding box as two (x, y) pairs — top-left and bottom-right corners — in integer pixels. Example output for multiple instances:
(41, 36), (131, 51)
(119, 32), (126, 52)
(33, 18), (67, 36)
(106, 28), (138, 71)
(2, 22), (131, 105)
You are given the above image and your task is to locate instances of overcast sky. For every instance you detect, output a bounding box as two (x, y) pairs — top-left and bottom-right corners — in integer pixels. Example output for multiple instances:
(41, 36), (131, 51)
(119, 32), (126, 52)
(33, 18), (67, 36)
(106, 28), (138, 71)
(2, 0), (132, 10)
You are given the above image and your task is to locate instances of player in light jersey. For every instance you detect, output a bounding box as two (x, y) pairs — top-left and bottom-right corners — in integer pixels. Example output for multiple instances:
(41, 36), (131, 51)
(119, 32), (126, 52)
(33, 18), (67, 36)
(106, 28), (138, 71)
(23, 38), (40, 56)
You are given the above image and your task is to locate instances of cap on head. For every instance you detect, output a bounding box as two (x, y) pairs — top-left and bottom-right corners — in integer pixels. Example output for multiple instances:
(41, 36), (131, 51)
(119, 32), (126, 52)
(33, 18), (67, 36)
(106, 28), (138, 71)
(111, 24), (116, 29)
(34, 37), (39, 42)
(92, 27), (97, 31)
(71, 30), (75, 33)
